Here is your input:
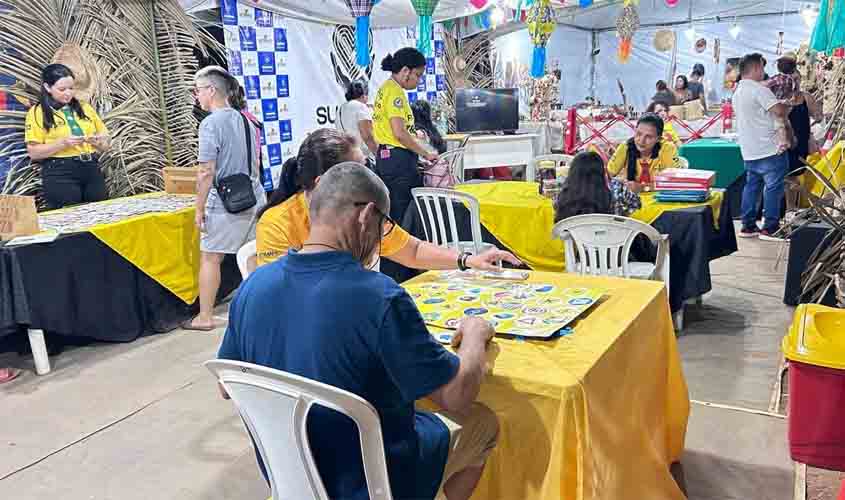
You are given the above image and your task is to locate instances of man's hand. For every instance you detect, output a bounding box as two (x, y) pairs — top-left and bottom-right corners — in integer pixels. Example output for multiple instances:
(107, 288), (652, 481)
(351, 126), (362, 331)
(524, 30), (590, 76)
(466, 248), (522, 271)
(451, 317), (495, 349)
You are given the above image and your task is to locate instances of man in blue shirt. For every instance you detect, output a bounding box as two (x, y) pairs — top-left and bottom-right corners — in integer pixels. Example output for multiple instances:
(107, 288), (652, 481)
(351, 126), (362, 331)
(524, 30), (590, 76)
(218, 161), (498, 500)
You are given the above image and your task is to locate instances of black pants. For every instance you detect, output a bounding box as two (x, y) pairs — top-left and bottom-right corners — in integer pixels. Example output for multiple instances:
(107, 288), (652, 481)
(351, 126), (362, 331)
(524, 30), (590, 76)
(375, 146), (422, 222)
(41, 157), (107, 209)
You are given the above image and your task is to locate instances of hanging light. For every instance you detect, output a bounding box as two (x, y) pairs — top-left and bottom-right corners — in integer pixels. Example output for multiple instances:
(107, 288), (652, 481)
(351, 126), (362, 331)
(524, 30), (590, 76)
(801, 7), (819, 28)
(491, 5), (506, 25)
(729, 23), (741, 39)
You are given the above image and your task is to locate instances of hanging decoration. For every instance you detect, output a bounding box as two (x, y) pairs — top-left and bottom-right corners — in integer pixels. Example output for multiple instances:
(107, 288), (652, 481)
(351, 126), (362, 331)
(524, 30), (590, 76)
(527, 0), (555, 78)
(616, 1), (640, 63)
(411, 0), (441, 56)
(665, 0), (679, 6)
(810, 0), (845, 54)
(776, 31), (785, 55)
(714, 37), (721, 63)
(343, 0), (378, 67)
(654, 29), (674, 52)
(470, 0), (488, 8)
(694, 38), (707, 53)
(579, 0), (593, 6)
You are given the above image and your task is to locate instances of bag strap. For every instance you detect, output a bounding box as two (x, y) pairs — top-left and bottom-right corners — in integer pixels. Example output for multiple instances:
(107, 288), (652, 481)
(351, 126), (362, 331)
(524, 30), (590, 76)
(338, 104), (346, 133)
(239, 111), (254, 177)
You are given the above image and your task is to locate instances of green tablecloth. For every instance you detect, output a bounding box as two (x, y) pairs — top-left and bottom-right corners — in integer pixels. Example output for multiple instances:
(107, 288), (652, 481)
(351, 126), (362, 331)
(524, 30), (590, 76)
(679, 138), (745, 189)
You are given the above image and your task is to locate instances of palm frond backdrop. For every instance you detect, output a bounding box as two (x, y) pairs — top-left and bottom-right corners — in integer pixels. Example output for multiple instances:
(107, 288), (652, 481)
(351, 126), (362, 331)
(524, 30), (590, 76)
(0, 0), (222, 202)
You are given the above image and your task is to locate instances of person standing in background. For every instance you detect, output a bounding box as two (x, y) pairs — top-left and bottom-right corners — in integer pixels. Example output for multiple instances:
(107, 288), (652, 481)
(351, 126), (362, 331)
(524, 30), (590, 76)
(372, 47), (438, 222)
(733, 53), (790, 241)
(185, 66), (266, 331)
(651, 80), (676, 108)
(337, 80), (378, 166)
(688, 64), (707, 109)
(25, 64), (110, 209)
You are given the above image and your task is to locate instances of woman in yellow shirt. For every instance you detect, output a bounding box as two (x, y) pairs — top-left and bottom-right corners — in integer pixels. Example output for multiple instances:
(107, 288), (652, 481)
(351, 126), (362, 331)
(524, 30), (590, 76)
(256, 128), (519, 271)
(25, 64), (110, 209)
(607, 114), (680, 192)
(372, 47), (439, 222)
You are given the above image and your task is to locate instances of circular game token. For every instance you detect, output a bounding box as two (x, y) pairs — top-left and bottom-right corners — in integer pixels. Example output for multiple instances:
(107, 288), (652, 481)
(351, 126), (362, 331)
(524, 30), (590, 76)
(500, 302), (522, 310)
(459, 295), (478, 302)
(464, 307), (489, 316)
(423, 297), (446, 305)
(522, 306), (548, 315)
(493, 312), (515, 320)
(568, 297), (594, 306)
(534, 285), (555, 293)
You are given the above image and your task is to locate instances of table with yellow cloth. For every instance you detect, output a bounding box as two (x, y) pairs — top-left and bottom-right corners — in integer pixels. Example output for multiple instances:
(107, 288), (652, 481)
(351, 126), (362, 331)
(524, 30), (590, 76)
(803, 141), (845, 199)
(0, 192), (241, 342)
(409, 270), (690, 500)
(430, 182), (737, 312)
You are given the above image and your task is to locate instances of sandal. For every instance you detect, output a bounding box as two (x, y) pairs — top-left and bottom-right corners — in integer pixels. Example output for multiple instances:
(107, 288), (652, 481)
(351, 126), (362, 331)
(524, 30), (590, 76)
(0, 368), (22, 384)
(181, 319), (216, 332)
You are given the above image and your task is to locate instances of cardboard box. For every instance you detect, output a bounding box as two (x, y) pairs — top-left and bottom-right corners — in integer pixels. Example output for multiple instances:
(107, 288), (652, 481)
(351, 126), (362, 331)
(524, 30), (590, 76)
(163, 167), (198, 194)
(0, 195), (39, 241)
(669, 105), (686, 120)
(684, 100), (705, 120)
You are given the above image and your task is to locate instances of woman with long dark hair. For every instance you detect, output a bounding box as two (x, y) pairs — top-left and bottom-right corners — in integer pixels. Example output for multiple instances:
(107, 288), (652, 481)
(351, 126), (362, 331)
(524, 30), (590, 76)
(411, 100), (446, 154)
(25, 63), (110, 209)
(255, 128), (519, 272)
(372, 47), (437, 221)
(554, 151), (641, 221)
(338, 79), (378, 160)
(673, 75), (691, 104)
(606, 113), (680, 192)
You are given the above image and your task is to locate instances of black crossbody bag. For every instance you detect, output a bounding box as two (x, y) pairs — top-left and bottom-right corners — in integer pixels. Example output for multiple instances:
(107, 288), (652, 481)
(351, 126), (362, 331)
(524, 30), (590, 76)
(214, 112), (258, 214)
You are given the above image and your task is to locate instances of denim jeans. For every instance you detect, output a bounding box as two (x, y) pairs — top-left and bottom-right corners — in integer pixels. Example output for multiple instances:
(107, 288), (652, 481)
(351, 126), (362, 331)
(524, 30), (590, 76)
(741, 152), (788, 232)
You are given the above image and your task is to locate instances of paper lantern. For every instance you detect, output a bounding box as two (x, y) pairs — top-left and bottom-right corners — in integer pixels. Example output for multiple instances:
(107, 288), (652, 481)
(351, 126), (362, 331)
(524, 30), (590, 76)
(809, 0), (845, 55)
(343, 0), (378, 67)
(470, 0), (488, 8)
(665, 0), (679, 6)
(527, 0), (555, 78)
(412, 0), (441, 56)
(616, 2), (639, 63)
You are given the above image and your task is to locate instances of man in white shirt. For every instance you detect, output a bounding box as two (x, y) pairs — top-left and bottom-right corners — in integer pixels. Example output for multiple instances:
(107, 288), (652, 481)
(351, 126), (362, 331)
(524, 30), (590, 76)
(733, 53), (790, 241)
(337, 80), (378, 163)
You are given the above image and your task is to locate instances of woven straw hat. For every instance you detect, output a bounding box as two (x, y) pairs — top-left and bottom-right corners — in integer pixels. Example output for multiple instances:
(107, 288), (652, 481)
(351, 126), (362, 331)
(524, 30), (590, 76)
(50, 43), (101, 103)
(654, 30), (675, 52)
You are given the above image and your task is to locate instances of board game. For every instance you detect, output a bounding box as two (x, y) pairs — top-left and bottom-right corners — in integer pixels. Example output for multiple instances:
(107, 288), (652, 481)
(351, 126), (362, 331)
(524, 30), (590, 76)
(405, 272), (605, 339)
(38, 193), (195, 234)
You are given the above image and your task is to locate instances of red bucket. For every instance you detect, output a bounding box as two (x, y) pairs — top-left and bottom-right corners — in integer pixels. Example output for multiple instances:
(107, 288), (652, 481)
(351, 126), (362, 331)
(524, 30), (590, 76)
(788, 361), (845, 470)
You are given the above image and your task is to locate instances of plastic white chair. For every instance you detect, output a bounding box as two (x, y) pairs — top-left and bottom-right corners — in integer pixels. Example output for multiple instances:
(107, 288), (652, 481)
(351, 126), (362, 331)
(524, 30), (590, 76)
(528, 154), (575, 182)
(237, 240), (257, 279)
(412, 187), (494, 255)
(205, 360), (393, 500)
(552, 214), (677, 327)
(447, 135), (471, 183)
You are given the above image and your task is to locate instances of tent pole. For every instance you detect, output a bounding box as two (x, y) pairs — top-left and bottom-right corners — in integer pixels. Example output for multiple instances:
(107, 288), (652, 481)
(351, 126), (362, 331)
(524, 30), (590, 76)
(590, 31), (597, 99)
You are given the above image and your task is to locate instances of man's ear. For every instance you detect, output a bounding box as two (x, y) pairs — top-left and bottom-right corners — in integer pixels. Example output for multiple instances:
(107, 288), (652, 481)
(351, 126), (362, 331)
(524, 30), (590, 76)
(357, 201), (377, 226)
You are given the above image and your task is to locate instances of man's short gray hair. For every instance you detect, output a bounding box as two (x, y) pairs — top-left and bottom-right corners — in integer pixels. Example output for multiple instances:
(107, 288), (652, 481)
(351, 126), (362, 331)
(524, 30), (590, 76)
(195, 65), (233, 97)
(309, 162), (390, 222)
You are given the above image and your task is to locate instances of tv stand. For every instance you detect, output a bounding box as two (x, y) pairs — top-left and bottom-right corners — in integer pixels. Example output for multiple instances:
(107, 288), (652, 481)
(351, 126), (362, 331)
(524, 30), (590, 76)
(444, 132), (538, 180)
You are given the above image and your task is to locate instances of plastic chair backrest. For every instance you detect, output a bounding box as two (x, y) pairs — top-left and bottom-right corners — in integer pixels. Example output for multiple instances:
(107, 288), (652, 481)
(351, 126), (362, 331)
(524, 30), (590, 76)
(237, 240), (257, 279)
(551, 214), (668, 280)
(205, 360), (393, 500)
(529, 154), (575, 181)
(449, 135), (471, 183)
(411, 187), (484, 254)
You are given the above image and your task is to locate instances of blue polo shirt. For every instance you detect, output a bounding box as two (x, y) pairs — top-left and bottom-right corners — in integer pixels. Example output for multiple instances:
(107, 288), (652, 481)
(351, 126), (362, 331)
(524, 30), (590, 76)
(218, 250), (460, 500)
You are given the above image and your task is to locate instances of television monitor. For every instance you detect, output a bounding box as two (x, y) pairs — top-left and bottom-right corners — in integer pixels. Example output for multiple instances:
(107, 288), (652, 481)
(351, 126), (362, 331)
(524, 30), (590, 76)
(455, 88), (519, 133)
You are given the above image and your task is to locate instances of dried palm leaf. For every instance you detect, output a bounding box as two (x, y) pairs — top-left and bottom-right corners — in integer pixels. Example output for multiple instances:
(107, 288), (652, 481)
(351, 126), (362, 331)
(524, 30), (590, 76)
(0, 0), (221, 204)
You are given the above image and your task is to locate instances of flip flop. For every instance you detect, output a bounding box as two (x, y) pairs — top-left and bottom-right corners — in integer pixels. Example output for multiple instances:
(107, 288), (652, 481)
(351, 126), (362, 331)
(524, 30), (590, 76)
(181, 319), (216, 332)
(0, 368), (22, 384)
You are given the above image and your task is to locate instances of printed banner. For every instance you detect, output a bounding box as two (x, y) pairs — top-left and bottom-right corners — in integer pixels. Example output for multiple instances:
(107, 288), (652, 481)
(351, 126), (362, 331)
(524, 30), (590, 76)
(222, 0), (446, 190)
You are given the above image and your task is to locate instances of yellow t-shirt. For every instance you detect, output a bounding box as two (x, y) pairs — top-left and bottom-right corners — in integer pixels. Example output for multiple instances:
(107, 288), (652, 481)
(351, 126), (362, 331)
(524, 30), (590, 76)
(607, 140), (680, 181)
(372, 78), (414, 148)
(663, 122), (681, 146)
(24, 102), (107, 158)
(256, 191), (412, 266)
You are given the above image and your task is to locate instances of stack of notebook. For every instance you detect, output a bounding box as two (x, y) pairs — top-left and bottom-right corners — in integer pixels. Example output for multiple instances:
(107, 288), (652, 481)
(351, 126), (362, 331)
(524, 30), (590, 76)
(653, 168), (716, 202)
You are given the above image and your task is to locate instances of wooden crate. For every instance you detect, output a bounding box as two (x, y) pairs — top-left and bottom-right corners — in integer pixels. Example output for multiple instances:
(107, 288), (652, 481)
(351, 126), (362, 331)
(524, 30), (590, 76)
(163, 167), (198, 195)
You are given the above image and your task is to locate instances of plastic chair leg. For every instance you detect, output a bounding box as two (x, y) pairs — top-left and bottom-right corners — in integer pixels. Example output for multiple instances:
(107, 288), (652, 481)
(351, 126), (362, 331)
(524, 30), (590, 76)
(673, 309), (684, 333)
(28, 329), (51, 375)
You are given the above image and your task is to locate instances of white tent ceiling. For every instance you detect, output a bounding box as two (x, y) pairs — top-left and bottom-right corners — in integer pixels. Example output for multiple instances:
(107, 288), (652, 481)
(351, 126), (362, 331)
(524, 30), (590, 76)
(553, 0), (820, 31)
(179, 0), (488, 28)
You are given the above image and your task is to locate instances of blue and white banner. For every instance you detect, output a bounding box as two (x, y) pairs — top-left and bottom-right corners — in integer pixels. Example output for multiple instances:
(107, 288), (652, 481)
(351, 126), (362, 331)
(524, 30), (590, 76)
(222, 0), (445, 190)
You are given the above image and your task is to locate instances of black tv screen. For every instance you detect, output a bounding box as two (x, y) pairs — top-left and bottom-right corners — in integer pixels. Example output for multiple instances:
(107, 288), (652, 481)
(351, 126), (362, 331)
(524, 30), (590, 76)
(455, 88), (519, 133)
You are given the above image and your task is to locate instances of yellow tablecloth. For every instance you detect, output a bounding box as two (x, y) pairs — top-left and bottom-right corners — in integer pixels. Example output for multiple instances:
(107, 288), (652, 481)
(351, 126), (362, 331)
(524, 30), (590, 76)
(41, 192), (200, 304)
(409, 271), (689, 500)
(456, 181), (723, 272)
